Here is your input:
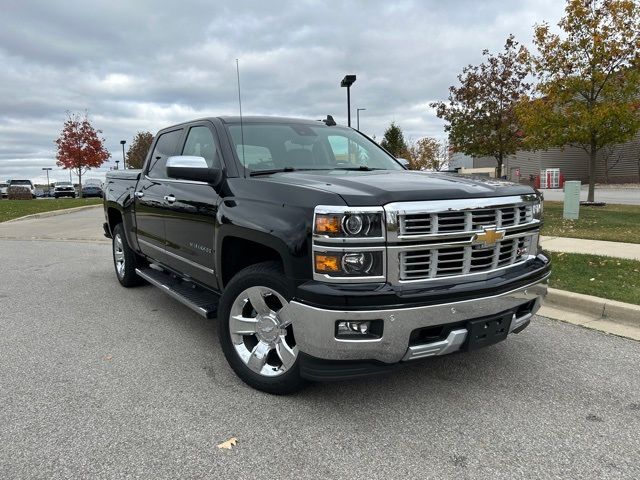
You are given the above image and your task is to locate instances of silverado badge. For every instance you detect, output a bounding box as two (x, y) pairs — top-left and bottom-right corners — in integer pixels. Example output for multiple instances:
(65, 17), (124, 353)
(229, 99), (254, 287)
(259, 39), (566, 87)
(472, 226), (505, 248)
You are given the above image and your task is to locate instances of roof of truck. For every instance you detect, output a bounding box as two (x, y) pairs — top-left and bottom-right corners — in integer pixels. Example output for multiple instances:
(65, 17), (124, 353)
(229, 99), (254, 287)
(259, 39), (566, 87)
(160, 116), (341, 131)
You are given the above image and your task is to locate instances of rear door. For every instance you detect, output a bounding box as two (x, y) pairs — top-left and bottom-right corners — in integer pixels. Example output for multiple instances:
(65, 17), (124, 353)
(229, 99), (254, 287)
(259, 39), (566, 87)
(162, 122), (221, 288)
(135, 128), (184, 261)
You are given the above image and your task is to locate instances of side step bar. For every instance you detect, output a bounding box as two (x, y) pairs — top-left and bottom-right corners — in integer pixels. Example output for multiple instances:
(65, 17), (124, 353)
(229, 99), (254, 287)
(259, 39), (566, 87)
(135, 267), (219, 319)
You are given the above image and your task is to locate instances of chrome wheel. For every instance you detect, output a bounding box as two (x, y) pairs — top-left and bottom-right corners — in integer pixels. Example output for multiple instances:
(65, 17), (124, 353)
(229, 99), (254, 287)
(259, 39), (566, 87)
(229, 286), (298, 377)
(113, 233), (125, 278)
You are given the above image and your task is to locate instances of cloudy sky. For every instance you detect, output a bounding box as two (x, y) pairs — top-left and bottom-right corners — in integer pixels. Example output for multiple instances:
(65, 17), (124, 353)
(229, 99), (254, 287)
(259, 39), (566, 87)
(0, 0), (566, 184)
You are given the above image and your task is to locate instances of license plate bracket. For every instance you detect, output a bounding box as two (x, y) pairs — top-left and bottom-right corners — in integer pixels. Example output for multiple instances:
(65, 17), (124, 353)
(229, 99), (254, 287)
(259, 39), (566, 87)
(466, 313), (511, 351)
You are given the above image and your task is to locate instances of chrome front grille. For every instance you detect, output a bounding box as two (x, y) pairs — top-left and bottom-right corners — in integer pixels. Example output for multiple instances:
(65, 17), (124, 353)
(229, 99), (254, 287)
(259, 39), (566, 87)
(400, 235), (532, 280)
(385, 195), (541, 285)
(400, 205), (533, 236)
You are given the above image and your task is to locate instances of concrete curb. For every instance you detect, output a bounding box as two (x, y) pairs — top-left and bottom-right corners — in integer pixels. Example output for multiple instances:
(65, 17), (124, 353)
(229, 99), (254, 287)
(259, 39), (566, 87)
(2, 204), (101, 223)
(544, 288), (639, 327)
(539, 288), (640, 340)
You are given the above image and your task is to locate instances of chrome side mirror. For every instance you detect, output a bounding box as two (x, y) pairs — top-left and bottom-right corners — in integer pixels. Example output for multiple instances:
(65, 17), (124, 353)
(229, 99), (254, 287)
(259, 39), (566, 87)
(166, 156), (221, 184)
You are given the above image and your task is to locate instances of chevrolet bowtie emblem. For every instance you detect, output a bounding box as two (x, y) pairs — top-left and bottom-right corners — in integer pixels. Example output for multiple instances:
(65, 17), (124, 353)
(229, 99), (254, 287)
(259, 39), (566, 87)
(472, 227), (505, 247)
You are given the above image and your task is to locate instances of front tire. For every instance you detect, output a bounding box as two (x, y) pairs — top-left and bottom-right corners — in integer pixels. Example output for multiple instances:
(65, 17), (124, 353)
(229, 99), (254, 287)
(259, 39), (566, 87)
(218, 262), (306, 394)
(112, 223), (145, 287)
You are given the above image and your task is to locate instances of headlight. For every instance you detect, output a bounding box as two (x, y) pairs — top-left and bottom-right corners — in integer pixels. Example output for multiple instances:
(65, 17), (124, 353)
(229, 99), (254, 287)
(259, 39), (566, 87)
(313, 206), (386, 282)
(314, 250), (384, 278)
(314, 207), (384, 239)
(532, 200), (543, 220)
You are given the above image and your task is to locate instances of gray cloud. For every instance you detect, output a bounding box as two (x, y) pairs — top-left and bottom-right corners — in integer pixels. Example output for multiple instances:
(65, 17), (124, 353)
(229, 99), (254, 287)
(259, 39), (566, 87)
(0, 0), (565, 183)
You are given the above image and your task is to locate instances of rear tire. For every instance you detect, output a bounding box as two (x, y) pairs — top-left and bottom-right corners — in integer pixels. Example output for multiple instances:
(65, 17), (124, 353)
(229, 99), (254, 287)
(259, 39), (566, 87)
(218, 261), (307, 394)
(112, 223), (145, 287)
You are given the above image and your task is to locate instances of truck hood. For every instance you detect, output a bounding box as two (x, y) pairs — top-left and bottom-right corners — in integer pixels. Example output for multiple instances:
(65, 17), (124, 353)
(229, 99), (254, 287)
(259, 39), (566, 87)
(259, 170), (535, 206)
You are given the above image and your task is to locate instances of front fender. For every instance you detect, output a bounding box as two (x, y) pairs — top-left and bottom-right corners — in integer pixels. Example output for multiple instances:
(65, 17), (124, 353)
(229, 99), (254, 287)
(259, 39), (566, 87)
(215, 196), (313, 287)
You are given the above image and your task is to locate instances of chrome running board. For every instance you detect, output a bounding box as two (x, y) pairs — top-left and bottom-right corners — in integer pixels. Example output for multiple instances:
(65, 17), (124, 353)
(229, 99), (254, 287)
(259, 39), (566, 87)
(135, 267), (218, 319)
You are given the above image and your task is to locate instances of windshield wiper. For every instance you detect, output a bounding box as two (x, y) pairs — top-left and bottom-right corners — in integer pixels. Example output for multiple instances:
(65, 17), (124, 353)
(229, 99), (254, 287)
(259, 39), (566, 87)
(250, 167), (297, 176)
(332, 166), (384, 171)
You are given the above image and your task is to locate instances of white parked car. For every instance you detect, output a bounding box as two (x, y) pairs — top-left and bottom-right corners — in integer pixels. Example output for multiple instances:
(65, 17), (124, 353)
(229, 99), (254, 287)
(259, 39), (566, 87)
(54, 181), (77, 198)
(0, 182), (8, 198)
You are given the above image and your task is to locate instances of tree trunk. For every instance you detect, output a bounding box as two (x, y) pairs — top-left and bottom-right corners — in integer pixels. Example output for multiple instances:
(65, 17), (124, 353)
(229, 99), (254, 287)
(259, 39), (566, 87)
(78, 170), (83, 198)
(496, 153), (503, 178)
(587, 140), (597, 202)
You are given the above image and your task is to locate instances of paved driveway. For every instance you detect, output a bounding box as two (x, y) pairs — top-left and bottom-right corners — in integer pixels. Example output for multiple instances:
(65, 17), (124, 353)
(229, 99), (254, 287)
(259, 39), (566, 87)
(0, 212), (639, 479)
(0, 206), (106, 243)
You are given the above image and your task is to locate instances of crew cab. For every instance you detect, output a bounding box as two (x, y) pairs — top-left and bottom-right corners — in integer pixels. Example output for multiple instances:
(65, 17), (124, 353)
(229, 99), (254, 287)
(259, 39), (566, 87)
(103, 116), (550, 394)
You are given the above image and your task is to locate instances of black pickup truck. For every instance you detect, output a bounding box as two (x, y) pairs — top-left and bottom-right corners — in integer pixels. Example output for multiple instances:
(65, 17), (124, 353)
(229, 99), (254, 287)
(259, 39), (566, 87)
(103, 116), (550, 394)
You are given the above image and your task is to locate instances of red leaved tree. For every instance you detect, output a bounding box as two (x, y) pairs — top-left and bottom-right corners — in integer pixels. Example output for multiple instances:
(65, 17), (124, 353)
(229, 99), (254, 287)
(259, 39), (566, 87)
(55, 112), (110, 197)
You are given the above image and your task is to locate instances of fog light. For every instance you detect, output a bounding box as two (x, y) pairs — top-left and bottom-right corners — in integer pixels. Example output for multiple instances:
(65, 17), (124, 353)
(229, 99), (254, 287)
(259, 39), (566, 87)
(336, 320), (383, 339)
(337, 321), (371, 335)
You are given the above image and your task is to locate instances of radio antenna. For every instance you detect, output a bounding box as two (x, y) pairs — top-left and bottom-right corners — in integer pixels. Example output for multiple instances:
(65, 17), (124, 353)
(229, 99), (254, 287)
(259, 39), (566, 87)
(236, 58), (247, 178)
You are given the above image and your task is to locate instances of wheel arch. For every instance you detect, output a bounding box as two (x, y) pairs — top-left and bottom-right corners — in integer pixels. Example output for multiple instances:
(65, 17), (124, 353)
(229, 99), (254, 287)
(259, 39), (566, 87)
(217, 228), (293, 289)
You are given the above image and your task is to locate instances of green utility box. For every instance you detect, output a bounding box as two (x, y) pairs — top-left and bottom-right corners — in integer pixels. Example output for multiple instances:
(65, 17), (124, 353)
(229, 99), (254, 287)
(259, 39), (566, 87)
(563, 181), (581, 220)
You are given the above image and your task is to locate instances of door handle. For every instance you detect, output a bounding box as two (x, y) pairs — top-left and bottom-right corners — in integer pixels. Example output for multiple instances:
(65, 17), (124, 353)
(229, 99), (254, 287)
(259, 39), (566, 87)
(134, 191), (144, 198)
(164, 194), (176, 204)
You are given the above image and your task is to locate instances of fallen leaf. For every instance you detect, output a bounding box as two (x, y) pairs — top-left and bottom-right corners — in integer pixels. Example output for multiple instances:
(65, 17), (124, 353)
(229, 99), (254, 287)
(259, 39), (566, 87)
(217, 437), (238, 450)
(104, 354), (113, 361)
(589, 278), (595, 282)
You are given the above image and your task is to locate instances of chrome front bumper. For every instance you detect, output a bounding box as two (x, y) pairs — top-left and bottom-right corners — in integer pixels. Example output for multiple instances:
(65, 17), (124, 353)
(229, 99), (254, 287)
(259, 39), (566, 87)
(285, 275), (548, 363)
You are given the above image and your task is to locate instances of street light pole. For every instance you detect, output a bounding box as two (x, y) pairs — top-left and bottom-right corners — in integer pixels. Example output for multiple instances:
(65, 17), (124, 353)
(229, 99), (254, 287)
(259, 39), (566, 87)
(120, 140), (127, 170)
(115, 160), (120, 170)
(356, 108), (366, 131)
(42, 167), (52, 197)
(340, 75), (356, 127)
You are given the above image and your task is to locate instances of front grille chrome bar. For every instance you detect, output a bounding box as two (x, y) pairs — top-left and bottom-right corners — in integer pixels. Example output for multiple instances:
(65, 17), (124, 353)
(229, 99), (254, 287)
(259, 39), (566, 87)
(384, 195), (541, 286)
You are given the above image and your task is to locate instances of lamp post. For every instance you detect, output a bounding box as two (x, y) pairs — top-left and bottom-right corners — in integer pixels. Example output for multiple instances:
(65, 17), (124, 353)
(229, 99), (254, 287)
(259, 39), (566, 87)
(42, 167), (52, 197)
(356, 108), (366, 131)
(120, 140), (126, 169)
(340, 75), (356, 127)
(115, 160), (120, 170)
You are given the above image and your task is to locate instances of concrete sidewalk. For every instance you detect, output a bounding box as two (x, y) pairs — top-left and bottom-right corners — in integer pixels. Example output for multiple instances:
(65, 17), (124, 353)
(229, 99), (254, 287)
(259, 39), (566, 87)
(541, 235), (640, 261)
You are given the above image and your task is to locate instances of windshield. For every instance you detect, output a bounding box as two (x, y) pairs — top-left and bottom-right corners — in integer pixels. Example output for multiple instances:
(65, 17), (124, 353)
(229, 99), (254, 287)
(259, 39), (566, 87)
(11, 180), (32, 186)
(227, 122), (403, 173)
(57, 182), (72, 186)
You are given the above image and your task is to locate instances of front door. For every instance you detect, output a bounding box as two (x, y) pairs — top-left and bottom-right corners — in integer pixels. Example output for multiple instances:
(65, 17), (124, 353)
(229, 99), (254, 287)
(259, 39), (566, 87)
(135, 128), (184, 261)
(163, 124), (221, 289)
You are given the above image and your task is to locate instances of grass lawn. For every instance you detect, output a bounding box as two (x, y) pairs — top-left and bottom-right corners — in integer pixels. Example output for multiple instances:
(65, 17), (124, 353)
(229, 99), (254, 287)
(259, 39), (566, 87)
(549, 252), (640, 305)
(542, 201), (640, 244)
(0, 198), (101, 222)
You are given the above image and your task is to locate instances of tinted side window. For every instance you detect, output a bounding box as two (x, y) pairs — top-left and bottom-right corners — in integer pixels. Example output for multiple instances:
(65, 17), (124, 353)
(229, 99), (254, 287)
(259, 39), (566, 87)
(148, 129), (183, 178)
(182, 126), (220, 169)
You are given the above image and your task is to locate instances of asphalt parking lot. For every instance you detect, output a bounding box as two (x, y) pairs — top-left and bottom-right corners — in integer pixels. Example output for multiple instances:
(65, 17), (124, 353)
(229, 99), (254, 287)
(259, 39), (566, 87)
(1, 212), (639, 479)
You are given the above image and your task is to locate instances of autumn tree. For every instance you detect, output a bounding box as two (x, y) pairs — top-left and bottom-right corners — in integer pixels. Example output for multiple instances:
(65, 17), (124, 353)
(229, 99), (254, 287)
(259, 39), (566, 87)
(380, 122), (410, 158)
(55, 112), (110, 197)
(431, 35), (530, 177)
(518, 0), (640, 201)
(126, 131), (154, 169)
(409, 137), (450, 171)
